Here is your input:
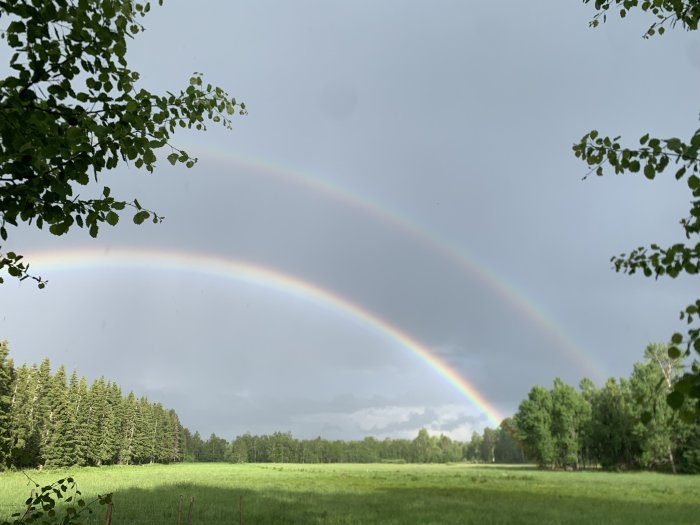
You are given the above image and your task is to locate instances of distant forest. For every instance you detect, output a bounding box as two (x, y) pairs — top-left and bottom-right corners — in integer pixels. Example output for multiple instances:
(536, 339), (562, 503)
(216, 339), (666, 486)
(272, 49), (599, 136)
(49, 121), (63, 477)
(0, 340), (698, 472)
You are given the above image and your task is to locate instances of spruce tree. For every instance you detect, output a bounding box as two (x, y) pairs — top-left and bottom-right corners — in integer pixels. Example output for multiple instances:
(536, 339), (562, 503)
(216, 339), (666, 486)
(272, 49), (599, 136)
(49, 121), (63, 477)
(8, 363), (42, 467)
(36, 358), (53, 464)
(0, 340), (15, 469)
(43, 365), (72, 467)
(118, 392), (138, 465)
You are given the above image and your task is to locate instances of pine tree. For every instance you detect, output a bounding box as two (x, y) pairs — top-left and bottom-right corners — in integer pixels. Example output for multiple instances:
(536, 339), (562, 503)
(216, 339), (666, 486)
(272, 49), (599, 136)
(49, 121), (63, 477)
(98, 381), (123, 465)
(167, 409), (183, 463)
(8, 363), (42, 467)
(118, 392), (138, 465)
(35, 358), (53, 464)
(62, 370), (82, 465)
(43, 365), (73, 467)
(0, 340), (16, 469)
(130, 397), (154, 464)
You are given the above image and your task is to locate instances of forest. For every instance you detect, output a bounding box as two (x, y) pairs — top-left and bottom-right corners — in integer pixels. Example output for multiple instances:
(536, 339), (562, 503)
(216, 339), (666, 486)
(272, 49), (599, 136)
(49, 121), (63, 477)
(1, 340), (698, 472)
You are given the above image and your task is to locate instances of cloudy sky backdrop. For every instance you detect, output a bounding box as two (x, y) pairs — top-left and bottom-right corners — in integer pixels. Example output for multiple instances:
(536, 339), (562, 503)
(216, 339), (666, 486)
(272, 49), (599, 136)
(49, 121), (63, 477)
(3, 1), (700, 440)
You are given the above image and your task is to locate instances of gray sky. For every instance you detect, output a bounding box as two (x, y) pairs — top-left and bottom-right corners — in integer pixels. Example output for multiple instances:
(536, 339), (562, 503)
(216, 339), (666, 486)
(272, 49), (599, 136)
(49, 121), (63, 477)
(3, 1), (700, 441)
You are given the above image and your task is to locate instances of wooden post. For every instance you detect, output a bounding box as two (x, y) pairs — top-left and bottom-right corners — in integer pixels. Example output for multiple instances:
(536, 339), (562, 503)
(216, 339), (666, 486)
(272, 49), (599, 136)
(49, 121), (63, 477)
(105, 503), (113, 525)
(186, 496), (194, 525)
(176, 494), (183, 525)
(239, 495), (243, 525)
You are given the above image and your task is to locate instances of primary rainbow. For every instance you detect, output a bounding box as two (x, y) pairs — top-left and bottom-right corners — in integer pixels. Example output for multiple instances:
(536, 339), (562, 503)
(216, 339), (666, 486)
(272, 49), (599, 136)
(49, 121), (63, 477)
(192, 149), (607, 382)
(24, 247), (505, 427)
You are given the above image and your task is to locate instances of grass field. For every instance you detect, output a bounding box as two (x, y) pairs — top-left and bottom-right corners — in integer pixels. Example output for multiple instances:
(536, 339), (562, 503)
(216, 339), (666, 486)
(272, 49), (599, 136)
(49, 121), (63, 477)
(1, 463), (699, 524)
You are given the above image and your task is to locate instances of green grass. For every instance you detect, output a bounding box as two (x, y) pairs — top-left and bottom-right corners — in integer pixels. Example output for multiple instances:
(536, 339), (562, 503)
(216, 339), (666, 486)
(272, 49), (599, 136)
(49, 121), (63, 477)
(1, 463), (699, 524)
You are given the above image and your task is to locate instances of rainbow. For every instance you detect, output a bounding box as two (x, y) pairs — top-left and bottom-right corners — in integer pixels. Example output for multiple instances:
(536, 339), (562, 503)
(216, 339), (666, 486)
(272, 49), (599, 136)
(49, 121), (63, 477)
(23, 248), (505, 427)
(189, 149), (607, 381)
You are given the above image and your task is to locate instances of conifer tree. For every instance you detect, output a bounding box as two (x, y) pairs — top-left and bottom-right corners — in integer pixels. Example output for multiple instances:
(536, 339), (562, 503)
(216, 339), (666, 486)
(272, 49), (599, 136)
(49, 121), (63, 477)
(43, 365), (72, 467)
(35, 358), (53, 463)
(99, 381), (123, 465)
(0, 340), (15, 469)
(8, 363), (42, 467)
(63, 370), (82, 464)
(118, 392), (137, 465)
(166, 409), (183, 463)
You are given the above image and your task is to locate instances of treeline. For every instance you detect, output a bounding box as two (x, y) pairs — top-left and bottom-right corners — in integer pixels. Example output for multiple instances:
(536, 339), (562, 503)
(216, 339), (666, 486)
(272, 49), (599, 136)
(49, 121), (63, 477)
(0, 340), (524, 469)
(182, 424), (524, 465)
(7, 338), (698, 473)
(514, 344), (700, 473)
(0, 341), (185, 469)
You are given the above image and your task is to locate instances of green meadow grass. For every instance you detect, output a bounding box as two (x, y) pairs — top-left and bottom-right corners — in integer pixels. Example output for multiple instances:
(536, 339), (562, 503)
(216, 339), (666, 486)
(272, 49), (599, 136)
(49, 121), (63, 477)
(1, 463), (698, 524)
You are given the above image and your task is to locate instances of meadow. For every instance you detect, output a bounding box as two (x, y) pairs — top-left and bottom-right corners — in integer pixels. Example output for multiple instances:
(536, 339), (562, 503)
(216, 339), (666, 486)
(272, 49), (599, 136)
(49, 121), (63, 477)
(1, 463), (699, 525)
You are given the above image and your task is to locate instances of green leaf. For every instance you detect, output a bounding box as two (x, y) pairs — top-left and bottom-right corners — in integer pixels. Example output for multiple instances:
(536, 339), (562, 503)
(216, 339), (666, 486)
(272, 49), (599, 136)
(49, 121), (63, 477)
(133, 210), (149, 225)
(671, 332), (683, 344)
(688, 175), (700, 190)
(667, 390), (685, 410)
(105, 211), (119, 226)
(668, 346), (682, 359)
(49, 223), (69, 236)
(643, 164), (656, 179)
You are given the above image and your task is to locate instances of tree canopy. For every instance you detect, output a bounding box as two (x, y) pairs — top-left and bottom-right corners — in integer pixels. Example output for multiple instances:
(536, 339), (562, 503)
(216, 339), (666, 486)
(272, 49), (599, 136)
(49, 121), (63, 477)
(577, 0), (700, 420)
(0, 0), (245, 286)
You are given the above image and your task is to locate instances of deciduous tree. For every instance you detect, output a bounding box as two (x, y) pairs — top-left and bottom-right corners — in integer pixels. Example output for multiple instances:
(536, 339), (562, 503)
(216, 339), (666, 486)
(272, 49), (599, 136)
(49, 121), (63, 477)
(0, 0), (245, 286)
(577, 0), (700, 420)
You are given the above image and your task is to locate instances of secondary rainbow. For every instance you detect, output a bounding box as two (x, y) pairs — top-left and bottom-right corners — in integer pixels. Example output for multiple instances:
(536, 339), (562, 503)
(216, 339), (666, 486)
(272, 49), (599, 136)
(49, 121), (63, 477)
(24, 247), (505, 427)
(190, 148), (606, 382)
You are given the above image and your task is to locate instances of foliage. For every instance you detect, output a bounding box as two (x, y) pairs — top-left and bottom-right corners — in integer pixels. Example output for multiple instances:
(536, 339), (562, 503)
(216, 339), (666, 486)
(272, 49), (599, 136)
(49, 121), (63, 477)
(3, 346), (184, 470)
(1, 476), (111, 525)
(514, 344), (699, 472)
(577, 0), (700, 420)
(587, 377), (640, 469)
(0, 340), (15, 469)
(0, 0), (246, 286)
(514, 386), (556, 468)
(493, 418), (526, 464)
(584, 0), (700, 37)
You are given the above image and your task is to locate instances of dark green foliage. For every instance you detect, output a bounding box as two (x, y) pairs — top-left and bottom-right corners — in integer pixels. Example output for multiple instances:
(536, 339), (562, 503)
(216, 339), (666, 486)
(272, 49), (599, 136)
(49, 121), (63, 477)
(0, 476), (111, 525)
(43, 366), (72, 469)
(583, 0), (700, 37)
(578, 0), (700, 420)
(463, 431), (482, 462)
(514, 386), (556, 468)
(218, 428), (519, 465)
(494, 418), (526, 464)
(514, 344), (700, 472)
(550, 378), (590, 469)
(4, 345), (186, 469)
(588, 378), (640, 469)
(0, 0), (246, 286)
(0, 340), (15, 469)
(479, 427), (497, 463)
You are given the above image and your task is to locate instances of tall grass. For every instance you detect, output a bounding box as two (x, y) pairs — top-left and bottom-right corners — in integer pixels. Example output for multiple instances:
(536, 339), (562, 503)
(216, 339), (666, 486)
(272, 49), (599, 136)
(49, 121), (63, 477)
(1, 463), (698, 524)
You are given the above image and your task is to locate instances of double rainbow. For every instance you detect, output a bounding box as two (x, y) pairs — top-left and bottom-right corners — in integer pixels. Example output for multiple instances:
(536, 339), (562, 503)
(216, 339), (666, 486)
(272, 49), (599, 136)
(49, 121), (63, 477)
(24, 248), (506, 427)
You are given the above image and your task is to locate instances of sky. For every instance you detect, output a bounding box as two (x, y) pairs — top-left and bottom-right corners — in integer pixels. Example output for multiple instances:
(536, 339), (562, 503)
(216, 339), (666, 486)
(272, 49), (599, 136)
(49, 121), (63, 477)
(2, 1), (700, 441)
